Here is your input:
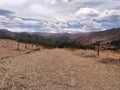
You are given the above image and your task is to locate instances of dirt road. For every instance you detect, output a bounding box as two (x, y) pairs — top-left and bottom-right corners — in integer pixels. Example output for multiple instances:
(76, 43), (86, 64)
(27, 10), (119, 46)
(0, 39), (120, 90)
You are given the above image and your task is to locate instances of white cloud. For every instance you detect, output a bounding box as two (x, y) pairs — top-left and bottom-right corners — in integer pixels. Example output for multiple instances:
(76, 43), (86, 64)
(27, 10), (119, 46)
(45, 0), (57, 4)
(13, 18), (23, 24)
(6, 27), (33, 32)
(0, 15), (11, 25)
(75, 8), (100, 20)
(99, 9), (120, 21)
(0, 0), (119, 33)
(62, 0), (70, 2)
(63, 28), (88, 33)
(0, 0), (28, 6)
(23, 20), (40, 25)
(81, 20), (102, 31)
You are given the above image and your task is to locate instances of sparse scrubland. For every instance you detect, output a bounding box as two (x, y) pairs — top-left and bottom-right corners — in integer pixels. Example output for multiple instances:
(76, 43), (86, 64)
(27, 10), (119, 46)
(0, 39), (120, 90)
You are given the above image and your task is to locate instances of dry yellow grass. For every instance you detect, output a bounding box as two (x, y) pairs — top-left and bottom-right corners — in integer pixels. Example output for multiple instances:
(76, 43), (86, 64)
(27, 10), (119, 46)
(0, 39), (120, 90)
(0, 39), (41, 58)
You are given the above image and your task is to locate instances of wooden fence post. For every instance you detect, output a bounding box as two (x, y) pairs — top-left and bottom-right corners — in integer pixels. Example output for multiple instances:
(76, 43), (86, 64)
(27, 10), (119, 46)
(96, 41), (100, 56)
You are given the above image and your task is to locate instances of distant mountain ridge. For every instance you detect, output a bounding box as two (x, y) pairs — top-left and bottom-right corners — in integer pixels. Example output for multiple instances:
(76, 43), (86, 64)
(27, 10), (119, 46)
(0, 29), (85, 41)
(0, 28), (120, 43)
(0, 29), (15, 37)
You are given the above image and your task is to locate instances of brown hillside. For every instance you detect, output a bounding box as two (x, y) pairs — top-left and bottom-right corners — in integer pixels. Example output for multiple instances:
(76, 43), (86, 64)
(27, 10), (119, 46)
(76, 28), (120, 44)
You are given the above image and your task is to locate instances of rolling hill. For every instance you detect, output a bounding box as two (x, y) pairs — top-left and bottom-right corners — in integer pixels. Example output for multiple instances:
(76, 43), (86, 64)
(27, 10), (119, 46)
(75, 28), (120, 44)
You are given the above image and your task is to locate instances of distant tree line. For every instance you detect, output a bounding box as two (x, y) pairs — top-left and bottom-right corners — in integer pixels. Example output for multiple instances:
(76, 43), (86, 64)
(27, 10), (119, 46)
(15, 36), (95, 49)
(0, 35), (13, 39)
(111, 40), (120, 49)
(0, 35), (95, 50)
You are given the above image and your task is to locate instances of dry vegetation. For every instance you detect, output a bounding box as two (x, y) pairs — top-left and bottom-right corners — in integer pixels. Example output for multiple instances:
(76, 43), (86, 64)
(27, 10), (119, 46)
(0, 39), (120, 90)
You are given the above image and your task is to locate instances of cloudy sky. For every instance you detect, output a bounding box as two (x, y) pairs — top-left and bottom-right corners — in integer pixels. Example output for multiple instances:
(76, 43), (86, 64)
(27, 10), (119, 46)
(0, 0), (120, 33)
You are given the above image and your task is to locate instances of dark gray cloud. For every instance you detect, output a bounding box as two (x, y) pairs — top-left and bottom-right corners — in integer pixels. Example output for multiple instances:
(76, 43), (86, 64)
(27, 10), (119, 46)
(0, 9), (14, 16)
(82, 1), (104, 7)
